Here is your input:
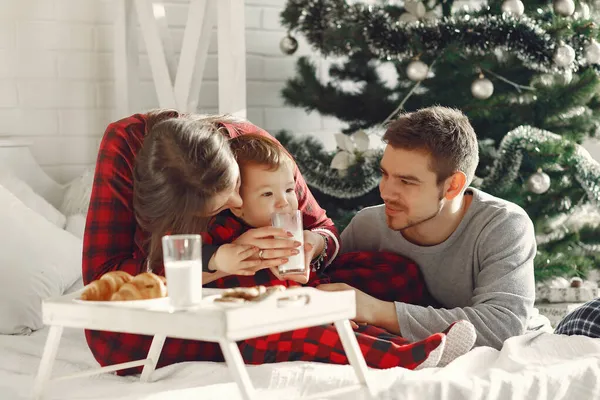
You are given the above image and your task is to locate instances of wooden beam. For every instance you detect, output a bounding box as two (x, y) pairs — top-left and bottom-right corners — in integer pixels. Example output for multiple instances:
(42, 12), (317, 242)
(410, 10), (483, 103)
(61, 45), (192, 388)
(113, 0), (140, 117)
(135, 0), (176, 109)
(217, 0), (247, 118)
(174, 0), (217, 112)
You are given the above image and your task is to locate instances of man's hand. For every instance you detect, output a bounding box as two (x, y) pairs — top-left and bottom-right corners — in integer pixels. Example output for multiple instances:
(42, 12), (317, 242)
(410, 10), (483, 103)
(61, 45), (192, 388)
(317, 282), (401, 334)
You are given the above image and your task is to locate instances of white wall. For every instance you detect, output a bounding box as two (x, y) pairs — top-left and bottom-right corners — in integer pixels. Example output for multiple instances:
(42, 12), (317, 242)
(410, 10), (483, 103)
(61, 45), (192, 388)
(0, 0), (599, 183)
(0, 0), (342, 183)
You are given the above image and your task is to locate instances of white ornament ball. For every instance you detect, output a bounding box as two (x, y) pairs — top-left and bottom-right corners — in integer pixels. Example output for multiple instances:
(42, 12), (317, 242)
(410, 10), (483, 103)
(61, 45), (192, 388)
(553, 44), (576, 68)
(406, 60), (429, 82)
(574, 2), (591, 19)
(501, 0), (525, 17)
(527, 170), (551, 194)
(585, 40), (600, 64)
(471, 77), (494, 100)
(553, 0), (576, 16)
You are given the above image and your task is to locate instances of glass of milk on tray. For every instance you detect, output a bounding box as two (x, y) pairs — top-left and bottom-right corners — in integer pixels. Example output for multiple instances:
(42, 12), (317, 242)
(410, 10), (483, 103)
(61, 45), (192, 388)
(161, 234), (202, 310)
(271, 210), (306, 276)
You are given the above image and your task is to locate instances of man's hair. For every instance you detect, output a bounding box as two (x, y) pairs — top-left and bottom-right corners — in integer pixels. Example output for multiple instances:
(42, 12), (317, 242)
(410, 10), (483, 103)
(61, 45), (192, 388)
(229, 134), (295, 172)
(383, 106), (479, 186)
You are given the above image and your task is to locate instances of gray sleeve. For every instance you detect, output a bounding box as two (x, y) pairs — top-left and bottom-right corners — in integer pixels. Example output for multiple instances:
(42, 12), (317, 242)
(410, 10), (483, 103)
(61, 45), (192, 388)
(340, 209), (378, 254)
(396, 211), (536, 349)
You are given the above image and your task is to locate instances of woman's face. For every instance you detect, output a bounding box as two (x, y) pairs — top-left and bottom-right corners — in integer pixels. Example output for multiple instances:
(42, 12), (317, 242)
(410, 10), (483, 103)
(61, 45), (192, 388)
(205, 163), (243, 217)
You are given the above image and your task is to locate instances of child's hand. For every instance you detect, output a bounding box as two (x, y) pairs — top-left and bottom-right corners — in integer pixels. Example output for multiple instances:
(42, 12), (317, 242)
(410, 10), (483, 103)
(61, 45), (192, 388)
(209, 244), (268, 275)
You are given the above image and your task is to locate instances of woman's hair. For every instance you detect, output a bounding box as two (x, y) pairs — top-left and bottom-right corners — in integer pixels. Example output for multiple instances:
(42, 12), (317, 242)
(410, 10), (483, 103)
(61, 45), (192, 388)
(228, 133), (295, 172)
(133, 109), (243, 271)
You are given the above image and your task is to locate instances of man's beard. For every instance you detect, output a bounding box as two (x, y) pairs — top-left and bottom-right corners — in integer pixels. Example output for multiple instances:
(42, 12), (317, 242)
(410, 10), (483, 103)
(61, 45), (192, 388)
(385, 187), (445, 232)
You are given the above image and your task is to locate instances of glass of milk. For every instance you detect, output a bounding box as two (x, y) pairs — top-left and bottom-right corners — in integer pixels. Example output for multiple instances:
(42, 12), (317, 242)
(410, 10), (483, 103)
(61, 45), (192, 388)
(161, 234), (202, 310)
(271, 210), (306, 276)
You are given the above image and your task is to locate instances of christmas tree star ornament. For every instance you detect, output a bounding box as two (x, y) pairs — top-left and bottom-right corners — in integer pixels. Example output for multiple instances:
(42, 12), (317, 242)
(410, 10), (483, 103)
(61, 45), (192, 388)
(280, 33), (299, 55)
(501, 0), (525, 17)
(553, 0), (576, 16)
(471, 74), (494, 99)
(406, 60), (429, 81)
(527, 169), (551, 194)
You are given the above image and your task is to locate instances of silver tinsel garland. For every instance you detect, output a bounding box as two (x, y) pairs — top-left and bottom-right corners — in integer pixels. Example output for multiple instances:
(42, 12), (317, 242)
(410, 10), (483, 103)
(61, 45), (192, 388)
(480, 125), (600, 205)
(283, 0), (595, 74)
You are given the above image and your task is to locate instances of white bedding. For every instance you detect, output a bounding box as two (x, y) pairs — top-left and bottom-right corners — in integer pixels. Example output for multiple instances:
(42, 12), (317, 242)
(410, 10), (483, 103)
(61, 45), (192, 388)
(1, 325), (599, 400)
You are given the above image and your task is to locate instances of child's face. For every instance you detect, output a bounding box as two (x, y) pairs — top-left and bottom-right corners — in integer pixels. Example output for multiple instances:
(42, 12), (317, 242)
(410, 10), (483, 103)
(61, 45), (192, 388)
(232, 162), (298, 227)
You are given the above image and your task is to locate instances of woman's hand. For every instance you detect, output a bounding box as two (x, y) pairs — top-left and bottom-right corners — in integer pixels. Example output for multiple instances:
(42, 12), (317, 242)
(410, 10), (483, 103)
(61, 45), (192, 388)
(232, 226), (301, 270)
(270, 230), (325, 284)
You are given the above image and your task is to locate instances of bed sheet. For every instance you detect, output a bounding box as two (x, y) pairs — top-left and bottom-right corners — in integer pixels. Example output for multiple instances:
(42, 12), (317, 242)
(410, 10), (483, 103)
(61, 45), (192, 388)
(1, 325), (599, 400)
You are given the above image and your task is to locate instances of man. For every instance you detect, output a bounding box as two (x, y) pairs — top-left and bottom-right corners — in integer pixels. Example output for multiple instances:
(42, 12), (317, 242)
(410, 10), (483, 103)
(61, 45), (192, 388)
(319, 106), (536, 349)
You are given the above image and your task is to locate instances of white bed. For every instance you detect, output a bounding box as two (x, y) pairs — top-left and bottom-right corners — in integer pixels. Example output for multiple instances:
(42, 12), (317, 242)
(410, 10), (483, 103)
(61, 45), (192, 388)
(1, 139), (600, 400)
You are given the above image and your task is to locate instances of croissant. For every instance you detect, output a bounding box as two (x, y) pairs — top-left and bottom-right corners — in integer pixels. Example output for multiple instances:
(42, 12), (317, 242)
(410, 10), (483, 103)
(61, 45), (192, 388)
(80, 271), (133, 301)
(110, 272), (168, 301)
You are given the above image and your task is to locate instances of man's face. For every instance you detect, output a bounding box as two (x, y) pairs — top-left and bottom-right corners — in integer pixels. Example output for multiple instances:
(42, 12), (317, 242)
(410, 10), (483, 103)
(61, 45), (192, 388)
(235, 162), (298, 228)
(379, 145), (447, 231)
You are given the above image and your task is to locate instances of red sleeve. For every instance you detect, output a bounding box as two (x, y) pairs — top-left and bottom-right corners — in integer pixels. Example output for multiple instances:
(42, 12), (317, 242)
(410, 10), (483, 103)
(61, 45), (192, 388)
(82, 115), (148, 284)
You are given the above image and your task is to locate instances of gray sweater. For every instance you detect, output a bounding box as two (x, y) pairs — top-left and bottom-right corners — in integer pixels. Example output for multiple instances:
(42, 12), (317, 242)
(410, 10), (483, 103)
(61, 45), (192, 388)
(340, 188), (536, 349)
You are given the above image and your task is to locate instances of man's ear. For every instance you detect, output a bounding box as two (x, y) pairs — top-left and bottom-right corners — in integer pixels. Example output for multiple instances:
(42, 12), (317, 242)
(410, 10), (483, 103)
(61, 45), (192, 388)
(443, 171), (467, 200)
(230, 206), (244, 219)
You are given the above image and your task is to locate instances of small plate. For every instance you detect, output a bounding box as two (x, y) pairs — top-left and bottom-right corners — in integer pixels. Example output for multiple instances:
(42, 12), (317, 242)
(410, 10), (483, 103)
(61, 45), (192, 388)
(204, 294), (249, 308)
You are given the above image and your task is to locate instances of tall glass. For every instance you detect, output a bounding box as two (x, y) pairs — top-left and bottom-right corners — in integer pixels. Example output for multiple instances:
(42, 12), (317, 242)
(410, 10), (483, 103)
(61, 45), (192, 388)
(271, 210), (306, 276)
(161, 234), (202, 310)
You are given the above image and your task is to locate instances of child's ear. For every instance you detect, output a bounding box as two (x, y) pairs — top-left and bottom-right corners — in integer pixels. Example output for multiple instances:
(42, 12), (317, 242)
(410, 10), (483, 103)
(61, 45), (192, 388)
(230, 207), (243, 219)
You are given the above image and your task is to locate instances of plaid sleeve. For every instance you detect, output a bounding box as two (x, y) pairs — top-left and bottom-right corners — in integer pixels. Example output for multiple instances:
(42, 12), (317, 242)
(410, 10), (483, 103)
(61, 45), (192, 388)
(82, 115), (147, 284)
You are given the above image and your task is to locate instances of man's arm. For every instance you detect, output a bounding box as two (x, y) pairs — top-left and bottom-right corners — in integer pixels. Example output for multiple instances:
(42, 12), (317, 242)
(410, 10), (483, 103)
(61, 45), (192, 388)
(391, 212), (537, 349)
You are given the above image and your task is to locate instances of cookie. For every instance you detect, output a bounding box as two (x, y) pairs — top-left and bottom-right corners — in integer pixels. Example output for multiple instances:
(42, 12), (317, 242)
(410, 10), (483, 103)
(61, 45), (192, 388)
(214, 296), (246, 304)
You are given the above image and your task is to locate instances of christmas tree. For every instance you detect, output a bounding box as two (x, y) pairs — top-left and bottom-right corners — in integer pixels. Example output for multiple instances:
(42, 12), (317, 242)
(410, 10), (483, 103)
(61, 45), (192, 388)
(276, 0), (600, 280)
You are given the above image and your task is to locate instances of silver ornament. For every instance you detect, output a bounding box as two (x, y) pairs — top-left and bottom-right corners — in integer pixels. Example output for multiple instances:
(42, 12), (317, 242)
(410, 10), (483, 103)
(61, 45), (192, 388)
(585, 40), (600, 64)
(471, 76), (494, 100)
(526, 169), (551, 194)
(553, 44), (575, 68)
(279, 34), (299, 55)
(574, 2), (591, 19)
(406, 60), (429, 81)
(501, 0), (525, 17)
(553, 0), (575, 16)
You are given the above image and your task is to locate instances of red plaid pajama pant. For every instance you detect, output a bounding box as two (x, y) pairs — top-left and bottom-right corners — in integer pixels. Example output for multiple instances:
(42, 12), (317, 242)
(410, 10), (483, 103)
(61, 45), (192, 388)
(85, 251), (440, 375)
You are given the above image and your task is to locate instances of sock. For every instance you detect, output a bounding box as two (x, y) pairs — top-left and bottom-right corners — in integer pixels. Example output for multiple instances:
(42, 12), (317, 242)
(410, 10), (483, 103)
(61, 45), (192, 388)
(414, 333), (446, 370)
(438, 320), (477, 367)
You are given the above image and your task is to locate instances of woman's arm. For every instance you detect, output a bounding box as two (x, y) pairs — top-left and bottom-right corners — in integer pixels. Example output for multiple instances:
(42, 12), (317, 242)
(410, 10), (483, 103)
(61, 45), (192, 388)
(82, 115), (148, 284)
(293, 166), (340, 269)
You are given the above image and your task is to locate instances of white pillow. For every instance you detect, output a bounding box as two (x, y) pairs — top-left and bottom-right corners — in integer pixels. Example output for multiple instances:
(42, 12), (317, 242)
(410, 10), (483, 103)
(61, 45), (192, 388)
(65, 214), (87, 240)
(60, 167), (94, 217)
(0, 170), (66, 228)
(0, 183), (82, 335)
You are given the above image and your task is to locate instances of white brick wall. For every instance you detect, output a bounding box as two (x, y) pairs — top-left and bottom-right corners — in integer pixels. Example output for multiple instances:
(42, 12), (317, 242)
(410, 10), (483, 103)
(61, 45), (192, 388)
(2, 0), (598, 184)
(0, 0), (342, 183)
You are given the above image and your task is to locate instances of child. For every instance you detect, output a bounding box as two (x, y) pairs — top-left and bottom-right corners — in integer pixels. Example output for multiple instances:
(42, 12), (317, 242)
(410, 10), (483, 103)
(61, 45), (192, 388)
(203, 134), (476, 369)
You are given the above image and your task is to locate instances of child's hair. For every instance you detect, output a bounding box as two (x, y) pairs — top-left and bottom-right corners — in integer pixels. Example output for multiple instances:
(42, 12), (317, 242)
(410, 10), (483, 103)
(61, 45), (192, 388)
(229, 134), (295, 172)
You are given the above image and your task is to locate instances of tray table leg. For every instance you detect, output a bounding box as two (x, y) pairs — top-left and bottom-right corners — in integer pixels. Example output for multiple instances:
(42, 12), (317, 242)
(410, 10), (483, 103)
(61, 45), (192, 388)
(334, 319), (377, 398)
(219, 340), (255, 400)
(140, 334), (166, 382)
(32, 325), (64, 400)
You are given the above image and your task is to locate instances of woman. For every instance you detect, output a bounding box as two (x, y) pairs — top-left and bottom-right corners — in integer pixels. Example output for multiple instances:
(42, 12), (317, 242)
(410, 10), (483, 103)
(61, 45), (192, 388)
(83, 110), (339, 374)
